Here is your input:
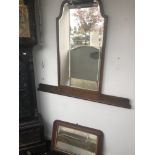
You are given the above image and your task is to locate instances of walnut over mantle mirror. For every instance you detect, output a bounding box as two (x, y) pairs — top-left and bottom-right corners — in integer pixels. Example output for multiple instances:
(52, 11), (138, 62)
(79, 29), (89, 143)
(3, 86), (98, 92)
(38, 0), (131, 109)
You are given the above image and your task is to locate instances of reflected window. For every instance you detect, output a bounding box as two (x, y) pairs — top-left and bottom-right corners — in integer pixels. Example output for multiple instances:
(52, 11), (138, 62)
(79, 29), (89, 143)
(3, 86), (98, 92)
(70, 7), (104, 49)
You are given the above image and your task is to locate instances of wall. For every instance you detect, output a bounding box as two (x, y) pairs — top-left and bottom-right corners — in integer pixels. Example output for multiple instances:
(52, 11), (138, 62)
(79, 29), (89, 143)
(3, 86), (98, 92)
(33, 0), (135, 155)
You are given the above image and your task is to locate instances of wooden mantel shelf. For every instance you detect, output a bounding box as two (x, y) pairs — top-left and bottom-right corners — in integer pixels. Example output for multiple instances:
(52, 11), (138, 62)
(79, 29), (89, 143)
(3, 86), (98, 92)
(38, 84), (131, 109)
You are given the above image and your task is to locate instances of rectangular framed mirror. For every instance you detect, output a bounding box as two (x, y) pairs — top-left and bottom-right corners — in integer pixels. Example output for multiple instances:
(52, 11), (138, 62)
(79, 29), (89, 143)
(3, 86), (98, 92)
(51, 120), (103, 155)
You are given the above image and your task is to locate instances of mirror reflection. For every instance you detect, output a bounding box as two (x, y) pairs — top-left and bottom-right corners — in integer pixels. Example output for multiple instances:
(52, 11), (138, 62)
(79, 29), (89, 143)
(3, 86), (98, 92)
(55, 125), (97, 155)
(59, 1), (104, 91)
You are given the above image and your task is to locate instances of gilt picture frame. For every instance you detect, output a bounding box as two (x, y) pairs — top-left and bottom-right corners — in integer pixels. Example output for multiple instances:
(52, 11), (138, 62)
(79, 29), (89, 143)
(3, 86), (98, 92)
(19, 0), (37, 47)
(51, 120), (103, 155)
(19, 1), (31, 38)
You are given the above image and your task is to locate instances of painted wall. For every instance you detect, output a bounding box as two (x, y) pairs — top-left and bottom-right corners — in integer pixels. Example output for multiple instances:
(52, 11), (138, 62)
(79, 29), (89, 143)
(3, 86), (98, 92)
(33, 0), (135, 155)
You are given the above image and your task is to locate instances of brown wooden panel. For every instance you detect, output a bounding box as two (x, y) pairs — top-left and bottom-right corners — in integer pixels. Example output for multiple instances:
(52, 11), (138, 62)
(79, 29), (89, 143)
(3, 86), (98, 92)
(38, 84), (131, 109)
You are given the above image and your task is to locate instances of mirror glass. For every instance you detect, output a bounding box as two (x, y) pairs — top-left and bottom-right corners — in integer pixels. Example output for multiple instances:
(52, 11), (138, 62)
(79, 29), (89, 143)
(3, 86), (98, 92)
(59, 1), (104, 91)
(55, 125), (98, 155)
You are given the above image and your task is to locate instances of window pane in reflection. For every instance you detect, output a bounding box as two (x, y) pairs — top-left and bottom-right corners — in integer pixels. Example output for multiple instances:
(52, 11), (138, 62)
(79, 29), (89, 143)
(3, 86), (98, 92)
(70, 7), (104, 49)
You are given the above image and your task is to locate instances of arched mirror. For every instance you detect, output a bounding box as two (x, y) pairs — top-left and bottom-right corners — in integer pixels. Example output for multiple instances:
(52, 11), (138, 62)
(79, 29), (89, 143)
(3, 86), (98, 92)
(39, 0), (131, 109)
(57, 0), (107, 91)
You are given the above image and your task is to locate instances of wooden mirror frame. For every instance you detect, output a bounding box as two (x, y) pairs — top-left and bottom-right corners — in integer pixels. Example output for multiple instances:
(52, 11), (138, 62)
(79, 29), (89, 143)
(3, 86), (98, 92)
(38, 0), (131, 109)
(51, 120), (103, 155)
(57, 0), (106, 92)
